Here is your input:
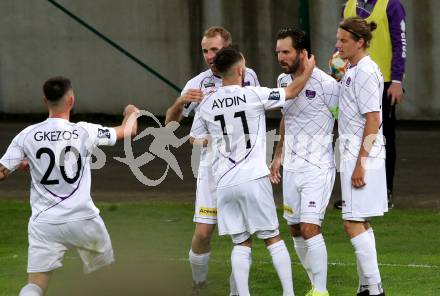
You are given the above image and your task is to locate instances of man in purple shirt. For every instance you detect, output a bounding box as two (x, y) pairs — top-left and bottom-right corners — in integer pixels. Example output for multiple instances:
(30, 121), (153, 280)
(336, 0), (406, 209)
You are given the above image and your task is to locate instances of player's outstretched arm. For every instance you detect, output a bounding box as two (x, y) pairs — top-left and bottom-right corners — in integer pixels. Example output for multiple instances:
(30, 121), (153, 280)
(114, 104), (140, 140)
(284, 53), (315, 99)
(165, 89), (203, 125)
(0, 165), (10, 181)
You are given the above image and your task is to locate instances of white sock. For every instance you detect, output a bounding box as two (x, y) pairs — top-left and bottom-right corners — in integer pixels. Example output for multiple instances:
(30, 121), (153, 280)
(366, 228), (384, 295)
(351, 231), (382, 288)
(267, 240), (295, 296)
(231, 245), (252, 296)
(368, 282), (384, 295)
(357, 228), (376, 289)
(292, 236), (313, 284)
(189, 249), (210, 284)
(229, 271), (239, 295)
(305, 234), (328, 293)
(19, 283), (43, 296)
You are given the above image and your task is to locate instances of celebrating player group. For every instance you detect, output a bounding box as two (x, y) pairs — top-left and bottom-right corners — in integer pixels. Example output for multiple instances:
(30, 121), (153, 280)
(170, 20), (387, 296)
(1, 17), (389, 296)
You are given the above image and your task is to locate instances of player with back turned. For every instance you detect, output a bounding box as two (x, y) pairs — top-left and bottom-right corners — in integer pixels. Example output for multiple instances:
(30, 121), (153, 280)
(165, 26), (259, 295)
(190, 46), (315, 296)
(0, 76), (139, 296)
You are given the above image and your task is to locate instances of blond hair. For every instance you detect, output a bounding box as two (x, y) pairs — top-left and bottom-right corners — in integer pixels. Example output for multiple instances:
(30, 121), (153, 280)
(203, 26), (232, 46)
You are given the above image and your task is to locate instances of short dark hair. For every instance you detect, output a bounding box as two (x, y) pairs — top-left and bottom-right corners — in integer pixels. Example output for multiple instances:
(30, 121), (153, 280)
(276, 27), (311, 54)
(43, 76), (72, 102)
(213, 46), (243, 75)
(339, 17), (377, 49)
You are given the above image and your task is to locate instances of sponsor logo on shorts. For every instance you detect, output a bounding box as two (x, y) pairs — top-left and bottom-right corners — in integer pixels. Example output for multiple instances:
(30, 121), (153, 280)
(283, 204), (294, 215)
(98, 128), (111, 139)
(199, 207), (217, 217)
(305, 90), (316, 99)
(269, 91), (281, 101)
(308, 201), (316, 208)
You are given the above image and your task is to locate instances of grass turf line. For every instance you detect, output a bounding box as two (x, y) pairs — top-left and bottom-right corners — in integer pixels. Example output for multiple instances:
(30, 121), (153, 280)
(0, 201), (439, 295)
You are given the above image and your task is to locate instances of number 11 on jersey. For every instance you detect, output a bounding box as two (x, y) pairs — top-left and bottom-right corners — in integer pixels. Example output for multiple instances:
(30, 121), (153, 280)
(214, 111), (251, 153)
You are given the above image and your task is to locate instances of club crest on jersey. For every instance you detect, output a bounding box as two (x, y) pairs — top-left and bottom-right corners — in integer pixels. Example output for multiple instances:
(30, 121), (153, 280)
(345, 77), (352, 86)
(98, 128), (111, 139)
(204, 82), (215, 88)
(243, 81), (250, 86)
(268, 91), (281, 101)
(305, 90), (316, 99)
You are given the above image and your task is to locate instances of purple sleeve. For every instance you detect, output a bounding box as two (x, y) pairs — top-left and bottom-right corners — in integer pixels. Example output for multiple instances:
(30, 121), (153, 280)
(387, 0), (407, 82)
(341, 1), (372, 19)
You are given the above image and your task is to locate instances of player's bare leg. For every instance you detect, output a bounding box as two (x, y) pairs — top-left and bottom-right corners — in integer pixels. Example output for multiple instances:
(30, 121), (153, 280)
(189, 223), (215, 295)
(19, 272), (52, 296)
(191, 223), (215, 254)
(264, 234), (295, 296)
(345, 221), (384, 296)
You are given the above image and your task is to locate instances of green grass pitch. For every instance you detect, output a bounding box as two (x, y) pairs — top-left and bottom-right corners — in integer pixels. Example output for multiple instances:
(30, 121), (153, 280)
(0, 201), (439, 295)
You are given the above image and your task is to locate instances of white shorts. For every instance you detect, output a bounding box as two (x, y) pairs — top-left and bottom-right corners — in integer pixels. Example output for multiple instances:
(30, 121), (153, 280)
(340, 157), (388, 220)
(193, 166), (217, 224)
(283, 167), (335, 226)
(216, 176), (279, 241)
(27, 215), (114, 274)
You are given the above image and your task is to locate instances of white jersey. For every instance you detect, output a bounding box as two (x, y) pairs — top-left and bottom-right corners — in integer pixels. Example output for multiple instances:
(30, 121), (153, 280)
(190, 85), (286, 188)
(181, 68), (259, 117)
(278, 68), (339, 171)
(0, 118), (117, 223)
(182, 67), (259, 181)
(338, 55), (385, 159)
